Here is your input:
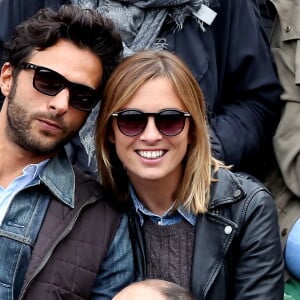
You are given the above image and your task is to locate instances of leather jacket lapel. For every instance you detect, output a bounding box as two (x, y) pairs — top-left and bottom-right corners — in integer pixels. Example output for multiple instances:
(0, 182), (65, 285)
(191, 212), (237, 298)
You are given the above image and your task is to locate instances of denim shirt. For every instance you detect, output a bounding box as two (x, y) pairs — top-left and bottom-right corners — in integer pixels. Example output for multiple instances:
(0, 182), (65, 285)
(0, 151), (133, 300)
(0, 160), (49, 225)
(0, 159), (51, 299)
(129, 184), (197, 226)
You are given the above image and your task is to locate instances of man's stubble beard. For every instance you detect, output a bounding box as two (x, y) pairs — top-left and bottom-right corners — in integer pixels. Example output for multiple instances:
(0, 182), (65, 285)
(5, 81), (79, 156)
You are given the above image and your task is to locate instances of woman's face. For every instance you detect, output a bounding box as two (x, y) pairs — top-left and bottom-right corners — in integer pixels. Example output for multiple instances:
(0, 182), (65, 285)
(110, 77), (190, 185)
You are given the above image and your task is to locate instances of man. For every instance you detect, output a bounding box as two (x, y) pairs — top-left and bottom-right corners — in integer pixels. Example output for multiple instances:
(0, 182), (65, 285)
(113, 279), (195, 300)
(0, 5), (133, 299)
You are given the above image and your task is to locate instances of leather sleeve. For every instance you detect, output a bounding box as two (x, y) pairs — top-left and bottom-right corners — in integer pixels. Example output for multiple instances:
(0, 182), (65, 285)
(234, 189), (284, 299)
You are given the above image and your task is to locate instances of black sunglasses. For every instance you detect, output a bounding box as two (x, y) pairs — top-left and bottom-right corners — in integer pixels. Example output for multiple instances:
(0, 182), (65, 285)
(19, 62), (99, 111)
(111, 109), (191, 137)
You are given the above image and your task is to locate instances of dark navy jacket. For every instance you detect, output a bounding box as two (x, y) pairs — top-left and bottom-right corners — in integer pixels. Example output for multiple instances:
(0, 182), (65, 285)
(165, 0), (282, 178)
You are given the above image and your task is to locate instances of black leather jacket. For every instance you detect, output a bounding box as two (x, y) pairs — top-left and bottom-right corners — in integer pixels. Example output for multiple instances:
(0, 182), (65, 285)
(128, 168), (284, 300)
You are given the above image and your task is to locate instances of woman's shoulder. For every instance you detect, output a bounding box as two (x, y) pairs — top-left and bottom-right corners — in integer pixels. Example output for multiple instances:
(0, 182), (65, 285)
(210, 168), (276, 214)
(208, 168), (279, 240)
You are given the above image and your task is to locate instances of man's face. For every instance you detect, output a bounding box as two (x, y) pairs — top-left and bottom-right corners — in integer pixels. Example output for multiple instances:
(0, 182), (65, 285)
(0, 39), (103, 157)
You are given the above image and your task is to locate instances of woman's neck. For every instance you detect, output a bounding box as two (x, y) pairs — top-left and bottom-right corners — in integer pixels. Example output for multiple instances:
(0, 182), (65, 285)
(130, 176), (179, 216)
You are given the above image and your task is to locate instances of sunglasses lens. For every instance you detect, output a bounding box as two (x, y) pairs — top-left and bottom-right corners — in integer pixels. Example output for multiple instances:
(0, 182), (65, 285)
(157, 110), (186, 136)
(34, 69), (64, 96)
(114, 109), (188, 136)
(34, 68), (97, 111)
(117, 111), (146, 136)
(69, 90), (98, 111)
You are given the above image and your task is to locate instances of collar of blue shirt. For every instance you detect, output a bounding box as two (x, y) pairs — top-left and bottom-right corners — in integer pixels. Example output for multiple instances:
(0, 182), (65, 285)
(129, 183), (197, 226)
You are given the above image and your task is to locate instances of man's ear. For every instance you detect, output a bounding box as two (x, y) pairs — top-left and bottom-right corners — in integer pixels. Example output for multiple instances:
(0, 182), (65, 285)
(0, 63), (13, 96)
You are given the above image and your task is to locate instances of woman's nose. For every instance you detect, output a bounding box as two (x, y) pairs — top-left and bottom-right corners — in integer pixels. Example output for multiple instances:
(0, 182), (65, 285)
(140, 117), (162, 141)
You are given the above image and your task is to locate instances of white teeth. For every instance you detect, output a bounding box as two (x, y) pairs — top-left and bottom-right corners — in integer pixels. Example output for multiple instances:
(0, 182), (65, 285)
(138, 150), (164, 159)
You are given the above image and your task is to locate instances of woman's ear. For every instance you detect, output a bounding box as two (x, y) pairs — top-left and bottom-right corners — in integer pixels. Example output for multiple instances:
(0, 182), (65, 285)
(0, 63), (13, 97)
(188, 122), (193, 144)
(108, 120), (118, 143)
(108, 131), (115, 143)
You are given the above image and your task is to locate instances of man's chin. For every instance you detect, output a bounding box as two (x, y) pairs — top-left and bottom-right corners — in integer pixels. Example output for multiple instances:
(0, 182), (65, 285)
(18, 138), (67, 157)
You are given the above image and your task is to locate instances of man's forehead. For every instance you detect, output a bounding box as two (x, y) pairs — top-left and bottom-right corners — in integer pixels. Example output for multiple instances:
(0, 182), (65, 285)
(27, 40), (103, 90)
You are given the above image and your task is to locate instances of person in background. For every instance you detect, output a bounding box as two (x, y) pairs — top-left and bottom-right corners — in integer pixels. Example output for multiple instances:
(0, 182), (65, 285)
(113, 279), (195, 300)
(95, 50), (283, 300)
(265, 0), (300, 299)
(0, 5), (133, 299)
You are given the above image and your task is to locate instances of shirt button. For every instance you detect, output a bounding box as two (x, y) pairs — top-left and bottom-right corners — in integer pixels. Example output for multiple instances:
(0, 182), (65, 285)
(224, 225), (232, 234)
(281, 228), (288, 236)
(233, 189), (241, 198)
(158, 220), (162, 225)
(285, 25), (292, 32)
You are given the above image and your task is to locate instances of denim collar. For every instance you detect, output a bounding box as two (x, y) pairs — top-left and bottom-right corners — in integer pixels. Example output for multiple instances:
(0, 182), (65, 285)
(23, 160), (49, 181)
(39, 149), (75, 208)
(129, 184), (197, 226)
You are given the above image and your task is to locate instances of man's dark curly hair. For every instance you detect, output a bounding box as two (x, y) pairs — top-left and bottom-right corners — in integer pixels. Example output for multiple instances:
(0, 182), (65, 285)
(4, 4), (123, 92)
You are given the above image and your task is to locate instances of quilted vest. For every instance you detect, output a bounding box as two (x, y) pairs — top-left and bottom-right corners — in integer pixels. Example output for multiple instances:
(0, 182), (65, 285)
(19, 168), (121, 299)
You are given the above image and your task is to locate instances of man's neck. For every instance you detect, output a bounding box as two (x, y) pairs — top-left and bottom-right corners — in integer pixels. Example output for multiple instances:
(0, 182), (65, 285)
(0, 140), (53, 188)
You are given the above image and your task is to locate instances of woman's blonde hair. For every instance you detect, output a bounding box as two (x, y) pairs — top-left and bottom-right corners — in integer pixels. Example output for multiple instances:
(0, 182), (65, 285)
(95, 50), (225, 214)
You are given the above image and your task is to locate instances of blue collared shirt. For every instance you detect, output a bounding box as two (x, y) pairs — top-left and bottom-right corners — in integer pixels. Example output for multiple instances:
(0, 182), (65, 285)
(0, 160), (49, 225)
(129, 184), (197, 227)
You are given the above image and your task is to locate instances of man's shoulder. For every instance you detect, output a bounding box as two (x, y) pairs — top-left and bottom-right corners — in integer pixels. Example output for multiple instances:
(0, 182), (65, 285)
(73, 165), (120, 214)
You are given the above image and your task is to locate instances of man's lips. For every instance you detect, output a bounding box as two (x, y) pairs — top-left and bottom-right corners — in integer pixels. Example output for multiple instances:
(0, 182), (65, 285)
(38, 118), (63, 131)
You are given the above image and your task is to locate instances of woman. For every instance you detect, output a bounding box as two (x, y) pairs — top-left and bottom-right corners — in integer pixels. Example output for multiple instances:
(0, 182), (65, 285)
(95, 50), (283, 299)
